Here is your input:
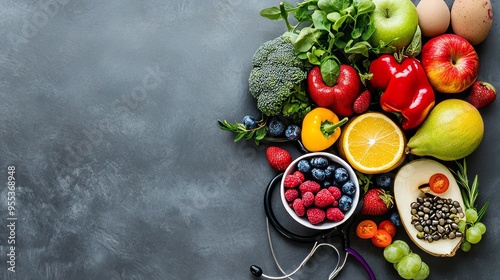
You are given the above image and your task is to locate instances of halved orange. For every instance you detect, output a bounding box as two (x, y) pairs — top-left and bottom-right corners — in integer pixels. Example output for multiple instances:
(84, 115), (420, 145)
(338, 112), (406, 174)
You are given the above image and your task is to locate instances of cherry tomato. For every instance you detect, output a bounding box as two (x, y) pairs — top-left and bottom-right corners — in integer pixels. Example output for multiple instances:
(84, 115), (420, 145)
(379, 220), (397, 238)
(371, 229), (392, 248)
(429, 173), (450, 194)
(356, 220), (377, 239)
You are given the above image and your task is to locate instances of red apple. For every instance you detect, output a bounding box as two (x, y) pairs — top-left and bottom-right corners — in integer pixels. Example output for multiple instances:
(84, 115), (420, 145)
(420, 34), (479, 94)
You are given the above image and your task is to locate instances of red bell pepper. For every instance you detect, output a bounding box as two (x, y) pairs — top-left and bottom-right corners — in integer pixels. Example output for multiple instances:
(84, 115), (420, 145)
(369, 54), (435, 130)
(307, 65), (361, 117)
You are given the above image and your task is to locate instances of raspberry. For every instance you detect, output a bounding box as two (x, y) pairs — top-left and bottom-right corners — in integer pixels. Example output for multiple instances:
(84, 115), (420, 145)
(292, 198), (305, 217)
(299, 180), (321, 194)
(283, 174), (302, 188)
(306, 208), (326, 225)
(302, 191), (315, 207)
(326, 207), (345, 222)
(284, 189), (299, 202)
(314, 189), (335, 208)
(292, 171), (305, 182)
(328, 186), (342, 200)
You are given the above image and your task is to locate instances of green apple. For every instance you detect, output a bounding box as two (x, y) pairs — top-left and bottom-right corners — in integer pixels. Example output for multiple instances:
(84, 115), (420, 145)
(369, 0), (419, 50)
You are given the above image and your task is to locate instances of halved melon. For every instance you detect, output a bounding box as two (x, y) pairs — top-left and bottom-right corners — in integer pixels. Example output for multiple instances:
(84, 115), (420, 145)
(394, 159), (465, 257)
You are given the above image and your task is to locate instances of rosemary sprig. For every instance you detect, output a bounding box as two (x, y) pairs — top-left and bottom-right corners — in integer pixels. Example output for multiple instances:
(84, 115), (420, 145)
(450, 158), (489, 222)
(217, 119), (268, 145)
(217, 118), (292, 145)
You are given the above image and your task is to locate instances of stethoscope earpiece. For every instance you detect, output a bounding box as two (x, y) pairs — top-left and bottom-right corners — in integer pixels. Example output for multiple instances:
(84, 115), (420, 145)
(250, 265), (263, 277)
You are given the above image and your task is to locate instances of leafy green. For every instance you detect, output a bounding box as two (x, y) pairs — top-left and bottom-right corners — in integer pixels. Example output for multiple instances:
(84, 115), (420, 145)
(260, 0), (380, 83)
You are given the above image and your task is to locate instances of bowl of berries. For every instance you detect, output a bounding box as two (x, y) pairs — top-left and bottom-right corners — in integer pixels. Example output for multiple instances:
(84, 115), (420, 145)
(281, 152), (360, 230)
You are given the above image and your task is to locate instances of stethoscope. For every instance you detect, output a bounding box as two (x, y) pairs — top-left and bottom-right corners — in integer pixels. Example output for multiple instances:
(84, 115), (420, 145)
(250, 157), (377, 279)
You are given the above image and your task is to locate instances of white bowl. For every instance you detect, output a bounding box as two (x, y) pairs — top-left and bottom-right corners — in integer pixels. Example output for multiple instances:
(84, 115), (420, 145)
(280, 152), (360, 230)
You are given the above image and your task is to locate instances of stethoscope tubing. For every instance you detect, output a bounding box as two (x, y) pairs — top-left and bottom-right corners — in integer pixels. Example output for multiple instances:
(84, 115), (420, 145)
(263, 172), (376, 280)
(264, 173), (341, 242)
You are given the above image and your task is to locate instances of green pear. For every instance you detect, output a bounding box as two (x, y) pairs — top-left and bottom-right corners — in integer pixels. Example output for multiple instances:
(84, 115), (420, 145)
(406, 99), (483, 161)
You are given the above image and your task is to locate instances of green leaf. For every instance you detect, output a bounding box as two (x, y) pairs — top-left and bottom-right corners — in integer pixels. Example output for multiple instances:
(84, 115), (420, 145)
(295, 27), (323, 53)
(404, 25), (422, 57)
(245, 130), (255, 140)
(313, 46), (327, 57)
(283, 31), (298, 43)
(477, 201), (489, 222)
(345, 41), (370, 57)
(343, 6), (355, 16)
(235, 132), (246, 142)
(326, 12), (341, 22)
(255, 127), (267, 141)
(355, 0), (376, 15)
(297, 52), (308, 60)
(351, 26), (362, 39)
(332, 14), (348, 31)
(312, 10), (331, 31)
(320, 58), (340, 86)
(294, 4), (313, 22)
(361, 21), (375, 41)
(336, 0), (353, 11)
(307, 51), (321, 65)
(260, 7), (283, 20)
(356, 171), (373, 193)
(321, 0), (352, 12)
(335, 37), (347, 49)
(318, 0), (338, 13)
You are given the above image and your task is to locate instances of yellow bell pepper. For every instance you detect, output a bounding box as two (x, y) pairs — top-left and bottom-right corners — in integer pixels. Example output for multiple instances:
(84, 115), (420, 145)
(301, 107), (348, 152)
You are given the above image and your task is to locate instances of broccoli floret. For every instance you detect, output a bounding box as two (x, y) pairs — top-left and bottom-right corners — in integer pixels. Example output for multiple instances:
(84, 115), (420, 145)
(248, 35), (310, 117)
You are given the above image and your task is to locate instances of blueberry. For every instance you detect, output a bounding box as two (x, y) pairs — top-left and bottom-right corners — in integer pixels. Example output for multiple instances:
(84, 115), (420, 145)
(324, 164), (337, 178)
(334, 167), (349, 184)
(389, 211), (401, 227)
(242, 115), (257, 130)
(310, 156), (329, 168)
(268, 117), (285, 137)
(311, 168), (326, 181)
(375, 173), (393, 190)
(297, 159), (311, 173)
(342, 180), (356, 196)
(285, 124), (301, 140)
(323, 180), (333, 188)
(339, 195), (353, 212)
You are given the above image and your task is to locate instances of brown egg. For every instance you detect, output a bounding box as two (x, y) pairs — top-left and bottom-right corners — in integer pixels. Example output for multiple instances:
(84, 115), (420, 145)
(416, 0), (451, 38)
(451, 0), (493, 45)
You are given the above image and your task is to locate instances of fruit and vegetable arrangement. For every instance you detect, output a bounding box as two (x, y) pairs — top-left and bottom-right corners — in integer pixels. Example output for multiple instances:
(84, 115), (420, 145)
(218, 0), (494, 279)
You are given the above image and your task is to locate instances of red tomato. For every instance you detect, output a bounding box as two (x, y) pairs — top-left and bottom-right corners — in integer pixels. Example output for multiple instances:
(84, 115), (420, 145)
(429, 173), (450, 194)
(356, 220), (377, 239)
(379, 220), (397, 238)
(371, 229), (392, 248)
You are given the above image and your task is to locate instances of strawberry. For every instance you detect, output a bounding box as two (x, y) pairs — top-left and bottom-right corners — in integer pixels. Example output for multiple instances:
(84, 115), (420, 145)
(361, 188), (394, 216)
(265, 146), (292, 171)
(353, 89), (371, 114)
(466, 81), (496, 109)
